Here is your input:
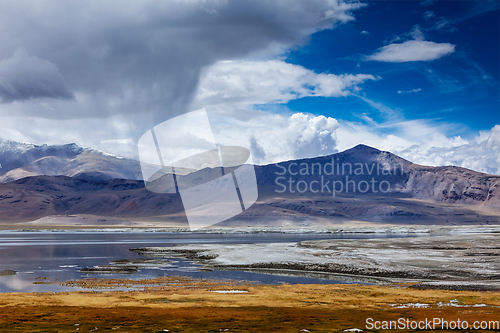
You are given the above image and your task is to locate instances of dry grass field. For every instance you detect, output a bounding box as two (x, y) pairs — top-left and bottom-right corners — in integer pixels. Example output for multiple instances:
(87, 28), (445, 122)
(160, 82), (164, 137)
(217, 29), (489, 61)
(1, 276), (499, 332)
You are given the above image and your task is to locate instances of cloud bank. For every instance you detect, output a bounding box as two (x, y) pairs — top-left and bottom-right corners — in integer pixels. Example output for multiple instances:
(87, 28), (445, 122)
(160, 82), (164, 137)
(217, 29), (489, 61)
(0, 0), (365, 125)
(208, 110), (340, 164)
(0, 0), (367, 162)
(396, 125), (500, 175)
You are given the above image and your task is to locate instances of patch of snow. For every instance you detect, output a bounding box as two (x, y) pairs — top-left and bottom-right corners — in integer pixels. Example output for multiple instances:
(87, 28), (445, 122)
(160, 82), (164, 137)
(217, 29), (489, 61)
(391, 303), (429, 308)
(436, 299), (494, 308)
(211, 290), (249, 294)
(84, 146), (125, 159)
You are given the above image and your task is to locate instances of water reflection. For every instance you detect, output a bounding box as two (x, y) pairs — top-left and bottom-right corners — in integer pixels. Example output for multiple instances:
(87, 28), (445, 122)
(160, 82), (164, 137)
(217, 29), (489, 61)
(0, 231), (421, 292)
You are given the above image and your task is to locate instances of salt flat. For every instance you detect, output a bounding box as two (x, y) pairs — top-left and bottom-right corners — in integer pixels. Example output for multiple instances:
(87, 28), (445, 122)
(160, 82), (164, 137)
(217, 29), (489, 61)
(132, 232), (500, 289)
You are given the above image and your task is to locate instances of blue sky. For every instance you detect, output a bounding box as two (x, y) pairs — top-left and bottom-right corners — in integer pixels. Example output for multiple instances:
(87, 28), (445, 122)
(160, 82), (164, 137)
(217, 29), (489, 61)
(285, 0), (499, 135)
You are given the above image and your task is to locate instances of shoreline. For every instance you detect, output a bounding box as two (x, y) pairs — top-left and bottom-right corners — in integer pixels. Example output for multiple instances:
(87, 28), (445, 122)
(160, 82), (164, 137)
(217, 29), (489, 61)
(1, 224), (500, 234)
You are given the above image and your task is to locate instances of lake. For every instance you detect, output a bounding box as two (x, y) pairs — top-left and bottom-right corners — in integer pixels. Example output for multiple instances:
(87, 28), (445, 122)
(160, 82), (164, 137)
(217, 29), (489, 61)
(0, 230), (422, 292)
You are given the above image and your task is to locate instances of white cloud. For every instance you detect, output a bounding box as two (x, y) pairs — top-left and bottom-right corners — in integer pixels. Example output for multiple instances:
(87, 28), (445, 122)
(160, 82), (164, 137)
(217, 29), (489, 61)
(397, 88), (422, 94)
(193, 60), (378, 107)
(187, 59), (376, 164)
(367, 40), (455, 62)
(396, 125), (500, 175)
(208, 109), (339, 164)
(360, 30), (370, 35)
(336, 119), (500, 175)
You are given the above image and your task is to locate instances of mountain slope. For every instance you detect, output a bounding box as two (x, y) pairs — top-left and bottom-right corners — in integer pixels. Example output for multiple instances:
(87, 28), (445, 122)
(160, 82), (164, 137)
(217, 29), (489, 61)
(0, 140), (142, 182)
(0, 176), (185, 223)
(256, 144), (500, 209)
(403, 165), (500, 207)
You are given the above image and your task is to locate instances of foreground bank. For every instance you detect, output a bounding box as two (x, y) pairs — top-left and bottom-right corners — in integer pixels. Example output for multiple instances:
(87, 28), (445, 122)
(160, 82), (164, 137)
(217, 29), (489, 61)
(1, 276), (499, 332)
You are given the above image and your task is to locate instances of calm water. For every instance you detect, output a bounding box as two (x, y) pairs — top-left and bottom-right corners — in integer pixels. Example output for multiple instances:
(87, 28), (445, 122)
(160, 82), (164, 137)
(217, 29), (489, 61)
(0, 231), (420, 292)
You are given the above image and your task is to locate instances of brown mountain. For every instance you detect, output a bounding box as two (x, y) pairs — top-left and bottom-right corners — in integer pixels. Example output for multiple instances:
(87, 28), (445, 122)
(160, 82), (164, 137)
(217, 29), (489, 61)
(0, 140), (142, 183)
(0, 144), (498, 226)
(255, 144), (500, 209)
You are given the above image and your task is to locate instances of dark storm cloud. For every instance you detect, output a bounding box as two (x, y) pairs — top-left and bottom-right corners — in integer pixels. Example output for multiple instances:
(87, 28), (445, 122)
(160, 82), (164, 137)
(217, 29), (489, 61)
(0, 0), (364, 129)
(0, 49), (73, 103)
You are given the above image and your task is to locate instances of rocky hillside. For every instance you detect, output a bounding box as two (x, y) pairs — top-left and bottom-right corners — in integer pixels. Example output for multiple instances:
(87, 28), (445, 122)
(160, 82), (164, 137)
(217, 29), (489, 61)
(256, 144), (500, 209)
(404, 165), (500, 208)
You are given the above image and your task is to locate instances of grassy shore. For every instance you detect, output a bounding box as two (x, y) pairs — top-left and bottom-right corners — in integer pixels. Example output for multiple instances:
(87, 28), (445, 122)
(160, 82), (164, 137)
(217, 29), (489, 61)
(1, 276), (499, 332)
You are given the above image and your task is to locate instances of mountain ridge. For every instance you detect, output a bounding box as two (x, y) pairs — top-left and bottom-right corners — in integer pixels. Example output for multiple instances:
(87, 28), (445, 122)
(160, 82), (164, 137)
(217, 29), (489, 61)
(0, 140), (142, 183)
(0, 141), (498, 225)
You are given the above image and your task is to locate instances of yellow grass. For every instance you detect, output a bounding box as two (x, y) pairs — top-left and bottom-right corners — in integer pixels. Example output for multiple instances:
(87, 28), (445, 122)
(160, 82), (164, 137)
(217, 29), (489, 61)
(1, 276), (499, 332)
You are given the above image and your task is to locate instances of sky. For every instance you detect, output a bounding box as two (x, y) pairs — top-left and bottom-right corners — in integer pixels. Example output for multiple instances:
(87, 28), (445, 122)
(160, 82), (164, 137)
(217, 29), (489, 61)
(0, 0), (499, 174)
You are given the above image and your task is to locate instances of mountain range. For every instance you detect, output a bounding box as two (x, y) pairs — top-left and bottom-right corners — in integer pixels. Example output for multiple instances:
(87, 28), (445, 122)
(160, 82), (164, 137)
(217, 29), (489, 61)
(0, 140), (498, 226)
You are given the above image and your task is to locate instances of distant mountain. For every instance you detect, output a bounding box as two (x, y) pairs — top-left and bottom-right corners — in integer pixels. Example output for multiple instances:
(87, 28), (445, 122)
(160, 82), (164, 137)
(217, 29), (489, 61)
(255, 144), (500, 209)
(0, 175), (184, 223)
(0, 140), (142, 183)
(0, 142), (498, 225)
